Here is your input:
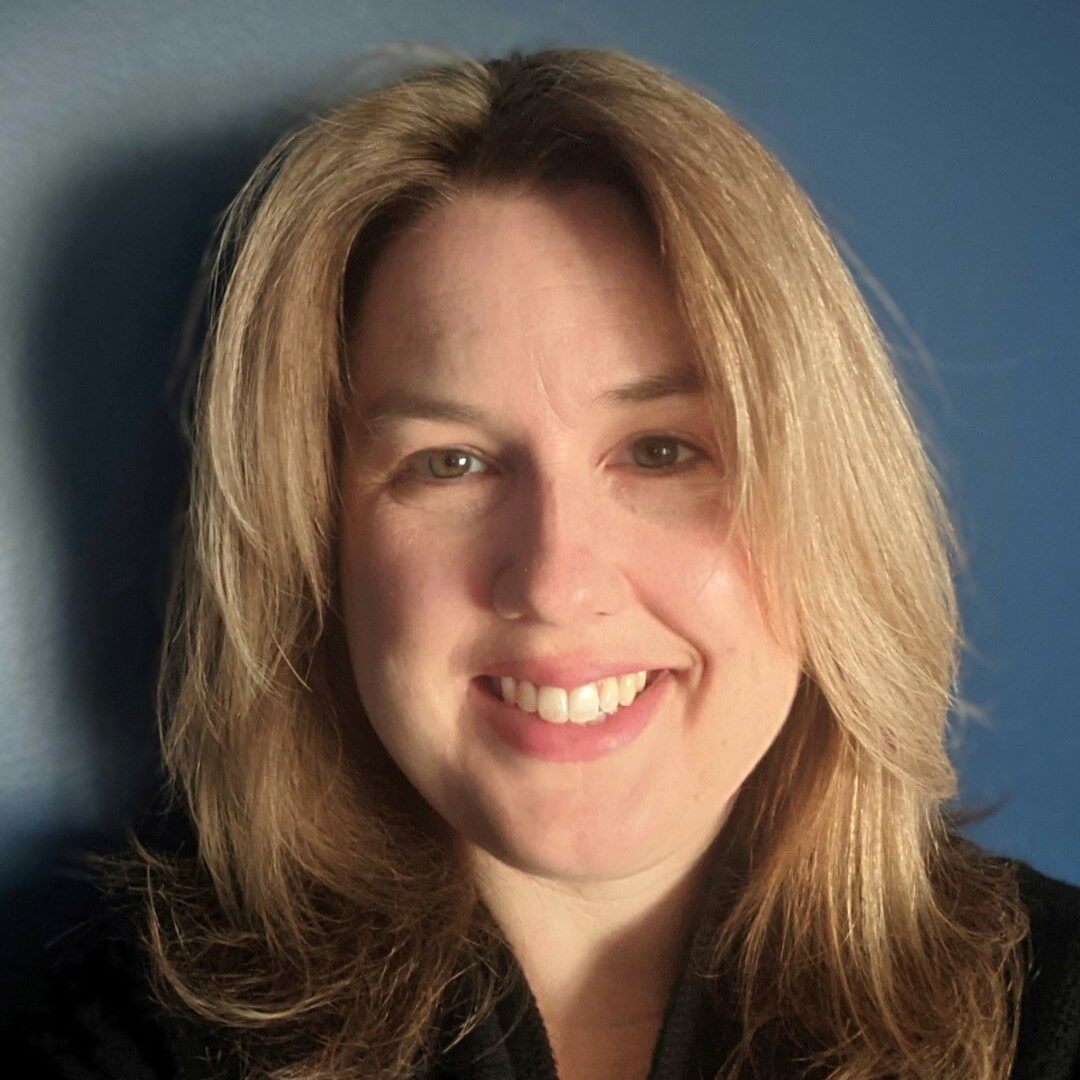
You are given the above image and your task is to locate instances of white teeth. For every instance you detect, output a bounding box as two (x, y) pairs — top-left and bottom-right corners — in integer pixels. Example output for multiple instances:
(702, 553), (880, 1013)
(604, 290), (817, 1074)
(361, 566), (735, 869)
(491, 670), (657, 725)
(537, 686), (570, 724)
(597, 676), (620, 714)
(568, 683), (600, 723)
(617, 673), (638, 707)
(516, 680), (538, 713)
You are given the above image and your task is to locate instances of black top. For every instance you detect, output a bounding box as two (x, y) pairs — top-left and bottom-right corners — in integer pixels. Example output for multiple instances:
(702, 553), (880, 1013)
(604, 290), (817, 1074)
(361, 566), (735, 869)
(5, 855), (1079, 1079)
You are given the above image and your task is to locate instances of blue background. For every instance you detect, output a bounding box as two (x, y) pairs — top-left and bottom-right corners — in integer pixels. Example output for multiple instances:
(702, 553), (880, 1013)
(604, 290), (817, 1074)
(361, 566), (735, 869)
(0, 0), (1076, 989)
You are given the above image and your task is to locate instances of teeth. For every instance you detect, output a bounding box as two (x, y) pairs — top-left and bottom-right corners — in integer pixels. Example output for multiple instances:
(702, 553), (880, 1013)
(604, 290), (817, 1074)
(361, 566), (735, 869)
(491, 670), (657, 725)
(537, 686), (570, 724)
(517, 680), (538, 713)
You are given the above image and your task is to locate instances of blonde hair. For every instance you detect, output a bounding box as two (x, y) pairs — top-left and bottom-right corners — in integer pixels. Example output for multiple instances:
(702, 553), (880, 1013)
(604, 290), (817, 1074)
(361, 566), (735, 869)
(109, 46), (1030, 1079)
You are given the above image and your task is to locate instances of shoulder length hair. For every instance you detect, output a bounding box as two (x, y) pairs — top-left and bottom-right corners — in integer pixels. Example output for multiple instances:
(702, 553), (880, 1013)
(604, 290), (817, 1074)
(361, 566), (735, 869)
(114, 46), (1030, 1080)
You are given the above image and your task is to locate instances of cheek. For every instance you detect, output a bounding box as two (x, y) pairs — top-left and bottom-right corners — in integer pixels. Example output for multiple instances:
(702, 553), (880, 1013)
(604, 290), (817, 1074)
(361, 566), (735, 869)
(652, 528), (800, 715)
(639, 518), (751, 638)
(338, 498), (470, 667)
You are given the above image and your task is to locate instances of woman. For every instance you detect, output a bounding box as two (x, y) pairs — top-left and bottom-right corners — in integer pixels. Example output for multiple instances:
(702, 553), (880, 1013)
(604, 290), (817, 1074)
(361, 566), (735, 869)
(12, 46), (1080, 1080)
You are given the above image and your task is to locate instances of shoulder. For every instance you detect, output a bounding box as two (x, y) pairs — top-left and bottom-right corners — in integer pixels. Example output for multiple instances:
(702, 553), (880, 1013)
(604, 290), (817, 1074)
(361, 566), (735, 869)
(1007, 857), (1080, 1080)
(1, 901), (233, 1080)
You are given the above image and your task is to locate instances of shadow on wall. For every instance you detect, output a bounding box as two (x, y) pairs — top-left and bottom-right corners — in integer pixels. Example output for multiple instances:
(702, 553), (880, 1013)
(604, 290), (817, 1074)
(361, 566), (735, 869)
(2, 111), (292, 1012)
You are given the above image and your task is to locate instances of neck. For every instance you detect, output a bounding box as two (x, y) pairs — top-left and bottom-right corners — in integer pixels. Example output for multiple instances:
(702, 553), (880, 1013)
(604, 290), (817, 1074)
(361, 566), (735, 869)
(464, 844), (717, 1035)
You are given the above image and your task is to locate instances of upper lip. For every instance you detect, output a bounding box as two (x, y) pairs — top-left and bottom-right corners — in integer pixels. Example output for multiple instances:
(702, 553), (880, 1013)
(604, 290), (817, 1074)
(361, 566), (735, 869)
(479, 654), (675, 689)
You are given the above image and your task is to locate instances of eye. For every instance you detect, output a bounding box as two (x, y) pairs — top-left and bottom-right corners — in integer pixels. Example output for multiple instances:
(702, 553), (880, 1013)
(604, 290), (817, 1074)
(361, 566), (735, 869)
(406, 447), (489, 481)
(395, 433), (706, 486)
(627, 434), (704, 472)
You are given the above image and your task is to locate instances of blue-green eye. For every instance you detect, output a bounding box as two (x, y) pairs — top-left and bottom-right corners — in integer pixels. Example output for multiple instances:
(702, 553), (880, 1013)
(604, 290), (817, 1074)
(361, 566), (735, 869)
(400, 434), (704, 484)
(416, 448), (487, 479)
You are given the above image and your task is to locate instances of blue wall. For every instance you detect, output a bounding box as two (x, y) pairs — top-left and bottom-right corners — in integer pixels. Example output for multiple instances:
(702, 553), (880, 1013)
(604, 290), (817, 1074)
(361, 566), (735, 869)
(1, 0), (1076, 975)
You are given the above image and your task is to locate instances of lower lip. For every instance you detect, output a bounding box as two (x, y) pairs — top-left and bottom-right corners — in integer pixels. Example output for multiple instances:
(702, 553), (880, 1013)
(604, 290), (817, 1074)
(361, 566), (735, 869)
(469, 670), (673, 763)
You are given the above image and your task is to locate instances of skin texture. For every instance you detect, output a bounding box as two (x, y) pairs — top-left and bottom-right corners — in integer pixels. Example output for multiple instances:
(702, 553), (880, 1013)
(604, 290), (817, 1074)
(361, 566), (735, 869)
(337, 184), (803, 1072)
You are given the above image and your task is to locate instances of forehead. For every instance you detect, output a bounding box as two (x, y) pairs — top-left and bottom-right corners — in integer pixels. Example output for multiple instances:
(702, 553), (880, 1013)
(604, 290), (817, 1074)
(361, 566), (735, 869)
(346, 185), (694, 395)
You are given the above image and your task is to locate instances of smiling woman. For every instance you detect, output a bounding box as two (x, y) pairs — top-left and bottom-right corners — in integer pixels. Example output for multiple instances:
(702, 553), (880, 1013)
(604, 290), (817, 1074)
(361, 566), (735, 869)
(337, 179), (800, 861)
(335, 185), (806, 923)
(13, 46), (1080, 1080)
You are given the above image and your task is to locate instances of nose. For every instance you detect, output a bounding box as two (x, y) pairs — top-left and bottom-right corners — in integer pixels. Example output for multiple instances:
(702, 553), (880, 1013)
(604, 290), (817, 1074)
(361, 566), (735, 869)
(490, 470), (632, 624)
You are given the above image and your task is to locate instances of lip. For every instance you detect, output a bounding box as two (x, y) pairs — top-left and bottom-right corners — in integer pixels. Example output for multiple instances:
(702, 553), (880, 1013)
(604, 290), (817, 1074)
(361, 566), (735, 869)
(480, 654), (674, 689)
(469, 668), (674, 764)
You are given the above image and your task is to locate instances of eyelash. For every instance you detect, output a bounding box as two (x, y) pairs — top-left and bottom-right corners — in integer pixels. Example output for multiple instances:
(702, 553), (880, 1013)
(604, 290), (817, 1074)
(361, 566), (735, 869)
(395, 434), (707, 485)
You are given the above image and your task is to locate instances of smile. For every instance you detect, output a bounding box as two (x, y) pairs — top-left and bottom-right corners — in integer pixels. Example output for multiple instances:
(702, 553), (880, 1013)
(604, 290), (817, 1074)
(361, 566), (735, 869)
(487, 669), (664, 725)
(471, 669), (674, 764)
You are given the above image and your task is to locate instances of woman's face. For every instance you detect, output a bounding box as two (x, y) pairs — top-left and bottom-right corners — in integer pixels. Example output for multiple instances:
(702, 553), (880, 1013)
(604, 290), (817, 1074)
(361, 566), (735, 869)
(338, 184), (802, 884)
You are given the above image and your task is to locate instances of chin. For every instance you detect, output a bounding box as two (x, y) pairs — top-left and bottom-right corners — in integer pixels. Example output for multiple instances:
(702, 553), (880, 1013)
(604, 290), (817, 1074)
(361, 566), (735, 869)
(476, 811), (670, 883)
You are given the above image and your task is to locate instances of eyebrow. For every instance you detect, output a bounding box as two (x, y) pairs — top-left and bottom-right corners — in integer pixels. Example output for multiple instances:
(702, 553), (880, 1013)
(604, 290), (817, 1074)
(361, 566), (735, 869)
(353, 365), (705, 436)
